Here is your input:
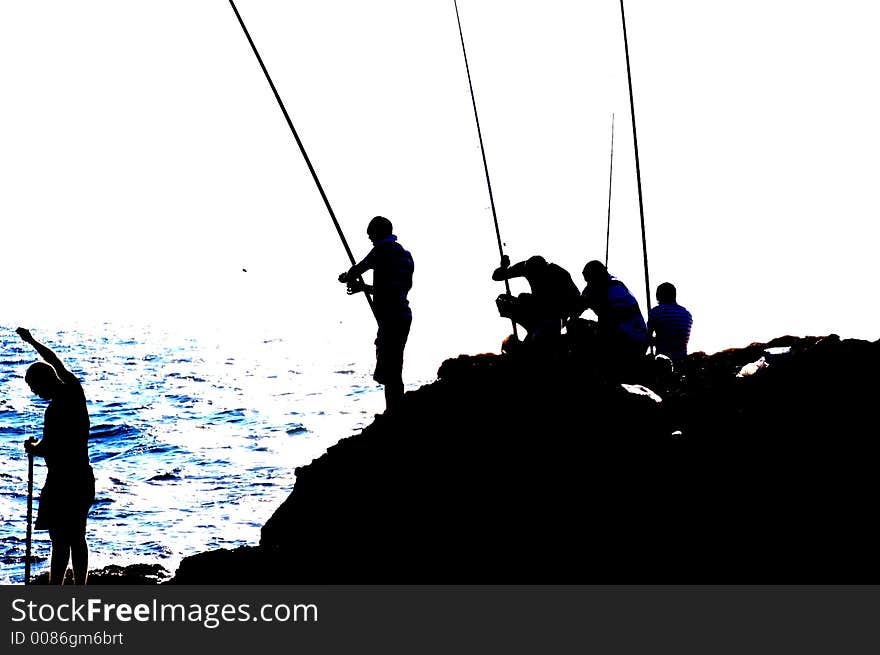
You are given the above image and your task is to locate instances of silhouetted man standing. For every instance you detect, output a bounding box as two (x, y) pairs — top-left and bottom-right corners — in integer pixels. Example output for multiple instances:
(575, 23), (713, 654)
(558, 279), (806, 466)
(339, 216), (414, 411)
(17, 327), (94, 585)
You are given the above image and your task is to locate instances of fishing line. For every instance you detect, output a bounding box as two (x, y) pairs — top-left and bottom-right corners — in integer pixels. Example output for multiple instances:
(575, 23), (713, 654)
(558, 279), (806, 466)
(228, 0), (376, 320)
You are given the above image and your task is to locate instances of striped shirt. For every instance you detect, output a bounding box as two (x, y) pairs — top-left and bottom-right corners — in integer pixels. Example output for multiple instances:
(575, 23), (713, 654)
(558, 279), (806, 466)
(647, 303), (693, 360)
(581, 277), (648, 348)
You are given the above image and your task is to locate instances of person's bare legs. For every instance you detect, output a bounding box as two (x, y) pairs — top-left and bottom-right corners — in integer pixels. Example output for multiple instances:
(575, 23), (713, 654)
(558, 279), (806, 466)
(70, 535), (88, 585)
(48, 533), (71, 585)
(384, 380), (404, 412)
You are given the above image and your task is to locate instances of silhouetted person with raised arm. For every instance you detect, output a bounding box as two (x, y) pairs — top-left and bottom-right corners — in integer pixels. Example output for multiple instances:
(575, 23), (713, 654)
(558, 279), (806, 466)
(17, 328), (94, 585)
(492, 255), (580, 345)
(577, 261), (648, 372)
(648, 282), (693, 362)
(338, 216), (414, 412)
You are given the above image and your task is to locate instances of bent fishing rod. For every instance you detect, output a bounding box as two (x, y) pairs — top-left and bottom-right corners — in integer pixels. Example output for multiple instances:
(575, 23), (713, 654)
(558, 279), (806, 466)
(619, 0), (652, 316)
(605, 114), (615, 268)
(452, 0), (518, 340)
(227, 0), (376, 321)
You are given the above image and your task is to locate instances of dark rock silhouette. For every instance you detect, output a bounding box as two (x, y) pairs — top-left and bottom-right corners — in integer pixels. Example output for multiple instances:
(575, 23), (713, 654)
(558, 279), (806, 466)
(171, 334), (880, 583)
(31, 563), (170, 585)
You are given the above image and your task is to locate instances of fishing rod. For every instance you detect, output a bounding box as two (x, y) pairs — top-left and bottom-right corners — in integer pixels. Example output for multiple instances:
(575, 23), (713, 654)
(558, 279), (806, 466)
(227, 0), (376, 321)
(451, 0), (518, 340)
(605, 114), (615, 268)
(619, 0), (652, 316)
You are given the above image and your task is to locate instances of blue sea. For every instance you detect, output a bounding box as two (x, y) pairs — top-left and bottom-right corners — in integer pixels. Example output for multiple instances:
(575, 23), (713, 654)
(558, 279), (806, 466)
(0, 323), (401, 584)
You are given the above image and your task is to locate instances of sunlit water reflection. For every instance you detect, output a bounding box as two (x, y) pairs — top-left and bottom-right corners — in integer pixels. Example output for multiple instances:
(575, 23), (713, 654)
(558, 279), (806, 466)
(0, 323), (421, 584)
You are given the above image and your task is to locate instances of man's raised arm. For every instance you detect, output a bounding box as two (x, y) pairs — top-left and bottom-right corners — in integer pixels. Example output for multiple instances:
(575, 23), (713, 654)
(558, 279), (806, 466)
(16, 328), (74, 382)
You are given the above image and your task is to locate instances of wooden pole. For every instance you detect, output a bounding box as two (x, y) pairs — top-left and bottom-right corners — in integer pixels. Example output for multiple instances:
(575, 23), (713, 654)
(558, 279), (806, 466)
(25, 453), (33, 585)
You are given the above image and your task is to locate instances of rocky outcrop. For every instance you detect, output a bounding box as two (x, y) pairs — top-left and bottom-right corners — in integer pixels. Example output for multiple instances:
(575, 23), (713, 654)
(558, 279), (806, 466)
(31, 563), (171, 585)
(171, 335), (880, 583)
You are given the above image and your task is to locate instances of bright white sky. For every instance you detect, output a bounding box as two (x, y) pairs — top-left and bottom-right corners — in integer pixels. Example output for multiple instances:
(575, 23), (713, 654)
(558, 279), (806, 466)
(2, 1), (878, 379)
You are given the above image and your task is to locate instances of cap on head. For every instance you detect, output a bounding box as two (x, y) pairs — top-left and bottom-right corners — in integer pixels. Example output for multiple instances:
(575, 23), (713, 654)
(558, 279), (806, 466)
(25, 361), (61, 399)
(367, 216), (393, 241)
(657, 282), (677, 303)
(582, 260), (607, 284)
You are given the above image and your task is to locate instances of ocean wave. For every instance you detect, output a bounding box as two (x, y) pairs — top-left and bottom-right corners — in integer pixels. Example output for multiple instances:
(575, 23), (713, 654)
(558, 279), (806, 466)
(208, 408), (247, 424)
(164, 393), (199, 406)
(100, 401), (145, 409)
(90, 423), (140, 440)
(91, 441), (182, 463)
(0, 359), (30, 367)
(148, 472), (181, 482)
(167, 372), (206, 383)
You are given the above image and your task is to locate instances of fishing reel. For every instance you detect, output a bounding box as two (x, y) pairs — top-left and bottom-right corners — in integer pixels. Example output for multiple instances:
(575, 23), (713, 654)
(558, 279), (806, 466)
(495, 293), (516, 319)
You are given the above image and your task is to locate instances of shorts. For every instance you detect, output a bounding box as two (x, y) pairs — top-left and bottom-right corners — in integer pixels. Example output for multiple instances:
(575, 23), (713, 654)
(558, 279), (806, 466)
(35, 466), (95, 538)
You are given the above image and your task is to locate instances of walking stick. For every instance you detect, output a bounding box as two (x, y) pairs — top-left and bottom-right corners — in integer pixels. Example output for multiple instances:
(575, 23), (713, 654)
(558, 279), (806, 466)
(25, 452), (33, 585)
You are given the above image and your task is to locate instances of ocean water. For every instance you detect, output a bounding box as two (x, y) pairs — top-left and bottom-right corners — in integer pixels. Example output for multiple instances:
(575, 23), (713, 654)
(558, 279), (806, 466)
(0, 323), (402, 585)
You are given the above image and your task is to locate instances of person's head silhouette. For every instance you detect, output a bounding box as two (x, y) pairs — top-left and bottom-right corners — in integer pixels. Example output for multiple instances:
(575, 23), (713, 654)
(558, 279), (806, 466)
(656, 282), (677, 304)
(367, 216), (393, 243)
(25, 361), (62, 400)
(582, 260), (608, 286)
(524, 255), (548, 276)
